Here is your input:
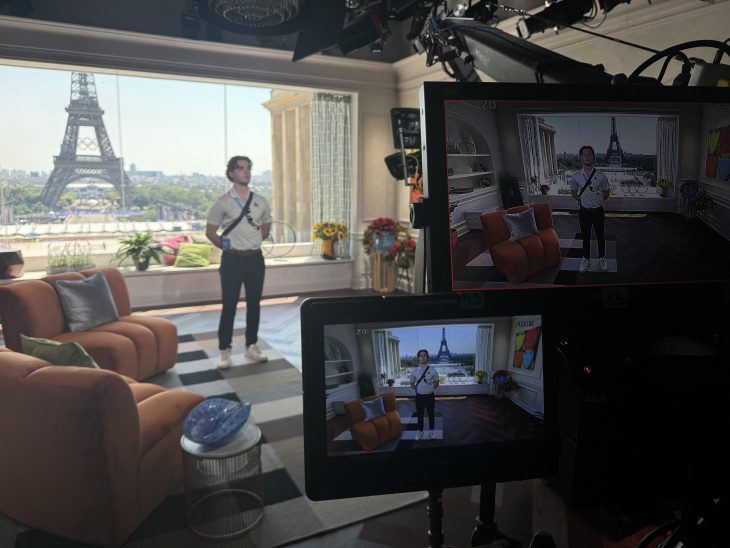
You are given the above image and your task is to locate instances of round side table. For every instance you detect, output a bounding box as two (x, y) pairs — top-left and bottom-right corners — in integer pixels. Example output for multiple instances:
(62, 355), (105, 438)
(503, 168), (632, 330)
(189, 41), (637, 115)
(180, 421), (264, 539)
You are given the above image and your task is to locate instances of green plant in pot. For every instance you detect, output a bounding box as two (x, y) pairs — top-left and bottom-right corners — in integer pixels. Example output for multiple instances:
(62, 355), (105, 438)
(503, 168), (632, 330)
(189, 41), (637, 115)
(498, 173), (524, 209)
(115, 231), (163, 271)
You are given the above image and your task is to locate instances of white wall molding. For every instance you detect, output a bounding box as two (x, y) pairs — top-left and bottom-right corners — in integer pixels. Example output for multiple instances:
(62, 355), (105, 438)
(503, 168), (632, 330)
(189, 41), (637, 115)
(0, 16), (397, 94)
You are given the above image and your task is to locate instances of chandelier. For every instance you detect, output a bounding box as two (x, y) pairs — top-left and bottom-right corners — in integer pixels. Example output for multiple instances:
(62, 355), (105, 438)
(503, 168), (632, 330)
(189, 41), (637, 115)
(201, 0), (302, 32)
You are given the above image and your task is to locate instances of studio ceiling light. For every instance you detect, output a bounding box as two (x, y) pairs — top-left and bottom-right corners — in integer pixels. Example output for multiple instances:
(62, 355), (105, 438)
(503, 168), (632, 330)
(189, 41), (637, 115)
(197, 0), (304, 35)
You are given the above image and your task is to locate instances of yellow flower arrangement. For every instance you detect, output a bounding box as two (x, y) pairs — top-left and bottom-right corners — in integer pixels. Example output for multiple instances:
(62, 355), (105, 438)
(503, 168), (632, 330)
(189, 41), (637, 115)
(313, 222), (348, 241)
(656, 179), (673, 191)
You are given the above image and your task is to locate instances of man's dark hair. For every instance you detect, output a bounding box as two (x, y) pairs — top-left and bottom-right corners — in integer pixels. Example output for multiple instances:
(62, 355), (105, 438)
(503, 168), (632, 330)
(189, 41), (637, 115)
(417, 349), (429, 358)
(226, 155), (253, 181)
(579, 145), (595, 156)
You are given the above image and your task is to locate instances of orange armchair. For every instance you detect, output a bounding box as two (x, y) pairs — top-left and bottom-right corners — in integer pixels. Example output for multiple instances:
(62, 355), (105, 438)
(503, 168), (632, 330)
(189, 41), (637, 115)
(480, 203), (561, 284)
(0, 268), (177, 380)
(344, 392), (402, 452)
(0, 347), (204, 547)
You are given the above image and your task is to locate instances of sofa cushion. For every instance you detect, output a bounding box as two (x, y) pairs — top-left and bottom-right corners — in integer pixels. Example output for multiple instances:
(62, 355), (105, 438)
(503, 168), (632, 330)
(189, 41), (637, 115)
(20, 334), (99, 368)
(174, 243), (213, 268)
(503, 207), (539, 241)
(56, 272), (120, 332)
(361, 396), (386, 420)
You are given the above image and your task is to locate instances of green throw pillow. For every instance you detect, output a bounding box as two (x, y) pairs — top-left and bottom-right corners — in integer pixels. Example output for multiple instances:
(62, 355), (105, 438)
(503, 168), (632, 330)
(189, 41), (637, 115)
(20, 334), (100, 368)
(174, 243), (212, 268)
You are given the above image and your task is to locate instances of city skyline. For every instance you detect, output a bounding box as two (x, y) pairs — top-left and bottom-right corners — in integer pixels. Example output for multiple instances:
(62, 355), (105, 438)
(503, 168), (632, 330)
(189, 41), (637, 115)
(388, 325), (481, 357)
(0, 64), (274, 176)
(543, 114), (659, 156)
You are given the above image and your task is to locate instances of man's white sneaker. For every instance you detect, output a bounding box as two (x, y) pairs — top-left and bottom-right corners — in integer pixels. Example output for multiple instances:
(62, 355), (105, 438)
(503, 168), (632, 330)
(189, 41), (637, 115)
(415, 430), (423, 441)
(599, 257), (608, 272)
(579, 258), (590, 273)
(245, 343), (268, 362)
(218, 348), (232, 370)
(430, 430), (437, 439)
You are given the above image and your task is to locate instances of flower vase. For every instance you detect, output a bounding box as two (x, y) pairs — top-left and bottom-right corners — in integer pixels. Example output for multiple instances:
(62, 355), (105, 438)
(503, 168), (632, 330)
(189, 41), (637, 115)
(494, 383), (505, 399)
(660, 189), (668, 198)
(374, 232), (396, 253)
(371, 252), (397, 294)
(321, 239), (336, 260)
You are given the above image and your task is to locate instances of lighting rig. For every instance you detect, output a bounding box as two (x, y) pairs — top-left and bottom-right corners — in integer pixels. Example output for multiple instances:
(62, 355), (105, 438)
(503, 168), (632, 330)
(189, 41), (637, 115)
(411, 0), (730, 86)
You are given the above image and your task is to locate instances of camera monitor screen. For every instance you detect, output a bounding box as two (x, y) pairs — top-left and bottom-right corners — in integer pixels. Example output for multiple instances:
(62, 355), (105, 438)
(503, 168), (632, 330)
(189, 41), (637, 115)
(302, 292), (558, 501)
(419, 83), (730, 293)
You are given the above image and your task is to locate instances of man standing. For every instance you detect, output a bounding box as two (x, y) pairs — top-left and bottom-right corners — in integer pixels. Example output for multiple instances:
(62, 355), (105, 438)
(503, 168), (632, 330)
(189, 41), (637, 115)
(409, 349), (440, 440)
(570, 145), (610, 273)
(206, 156), (272, 369)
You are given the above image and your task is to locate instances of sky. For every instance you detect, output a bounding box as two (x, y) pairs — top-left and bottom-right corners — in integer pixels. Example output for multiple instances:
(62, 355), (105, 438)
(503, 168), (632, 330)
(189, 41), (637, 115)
(543, 115), (659, 156)
(388, 325), (480, 357)
(0, 64), (273, 176)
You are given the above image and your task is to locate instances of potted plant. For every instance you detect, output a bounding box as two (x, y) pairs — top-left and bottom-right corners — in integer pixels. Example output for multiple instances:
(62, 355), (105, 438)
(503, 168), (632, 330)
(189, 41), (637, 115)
(498, 173), (524, 209)
(387, 378), (395, 387)
(475, 370), (487, 384)
(312, 222), (347, 260)
(46, 242), (95, 274)
(656, 179), (673, 198)
(393, 235), (417, 269)
(491, 369), (520, 399)
(114, 231), (163, 271)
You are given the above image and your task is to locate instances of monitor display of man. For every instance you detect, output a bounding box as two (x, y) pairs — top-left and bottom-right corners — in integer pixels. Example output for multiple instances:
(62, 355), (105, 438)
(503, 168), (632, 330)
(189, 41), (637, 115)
(570, 145), (610, 273)
(206, 155), (272, 369)
(409, 349), (440, 440)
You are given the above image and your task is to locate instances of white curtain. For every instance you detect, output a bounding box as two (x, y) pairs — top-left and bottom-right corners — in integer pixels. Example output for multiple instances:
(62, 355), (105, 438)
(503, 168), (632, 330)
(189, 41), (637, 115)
(311, 92), (352, 258)
(656, 116), (678, 187)
(474, 324), (494, 374)
(518, 115), (540, 192)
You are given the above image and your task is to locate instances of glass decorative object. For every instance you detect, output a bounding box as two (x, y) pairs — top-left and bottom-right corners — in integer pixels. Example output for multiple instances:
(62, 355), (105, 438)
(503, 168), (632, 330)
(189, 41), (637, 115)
(184, 398), (252, 447)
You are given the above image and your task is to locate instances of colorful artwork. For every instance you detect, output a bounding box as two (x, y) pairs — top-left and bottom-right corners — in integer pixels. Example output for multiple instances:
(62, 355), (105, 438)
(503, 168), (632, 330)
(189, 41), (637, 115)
(510, 315), (542, 375)
(706, 124), (730, 181)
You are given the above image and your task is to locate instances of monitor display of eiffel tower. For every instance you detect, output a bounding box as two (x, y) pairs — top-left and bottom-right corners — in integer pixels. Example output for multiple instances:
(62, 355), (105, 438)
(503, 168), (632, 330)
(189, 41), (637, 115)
(435, 327), (453, 363)
(41, 72), (132, 207)
(604, 116), (626, 168)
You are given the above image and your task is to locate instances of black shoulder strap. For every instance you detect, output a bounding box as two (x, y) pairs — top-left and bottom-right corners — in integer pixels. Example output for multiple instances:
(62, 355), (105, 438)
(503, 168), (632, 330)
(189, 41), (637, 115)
(416, 366), (430, 387)
(222, 192), (254, 236)
(577, 169), (596, 198)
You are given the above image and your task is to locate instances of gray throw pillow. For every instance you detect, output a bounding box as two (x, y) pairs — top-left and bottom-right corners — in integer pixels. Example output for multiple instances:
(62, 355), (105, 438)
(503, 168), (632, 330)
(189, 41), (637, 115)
(55, 272), (120, 332)
(503, 208), (539, 241)
(361, 396), (386, 421)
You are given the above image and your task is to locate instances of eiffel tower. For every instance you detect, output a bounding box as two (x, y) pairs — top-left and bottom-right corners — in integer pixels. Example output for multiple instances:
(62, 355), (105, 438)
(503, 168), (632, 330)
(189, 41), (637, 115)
(41, 72), (132, 207)
(604, 117), (626, 168)
(436, 327), (453, 363)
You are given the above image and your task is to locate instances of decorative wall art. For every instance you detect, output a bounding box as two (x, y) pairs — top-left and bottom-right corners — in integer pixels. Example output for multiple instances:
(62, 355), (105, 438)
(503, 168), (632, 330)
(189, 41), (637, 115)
(706, 124), (730, 181)
(509, 315), (542, 378)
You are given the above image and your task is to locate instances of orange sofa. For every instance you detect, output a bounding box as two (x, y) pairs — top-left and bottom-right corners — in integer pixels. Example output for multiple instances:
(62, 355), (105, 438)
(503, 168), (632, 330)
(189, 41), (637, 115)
(480, 203), (561, 284)
(0, 267), (177, 380)
(0, 347), (204, 547)
(344, 391), (402, 452)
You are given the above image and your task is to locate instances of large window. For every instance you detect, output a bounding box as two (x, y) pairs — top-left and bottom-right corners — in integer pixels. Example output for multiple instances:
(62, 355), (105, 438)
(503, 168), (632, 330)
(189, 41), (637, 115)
(0, 64), (353, 265)
(518, 113), (677, 199)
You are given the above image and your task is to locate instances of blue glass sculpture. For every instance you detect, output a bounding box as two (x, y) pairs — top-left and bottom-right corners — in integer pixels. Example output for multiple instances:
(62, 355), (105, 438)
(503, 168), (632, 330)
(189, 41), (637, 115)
(183, 398), (252, 447)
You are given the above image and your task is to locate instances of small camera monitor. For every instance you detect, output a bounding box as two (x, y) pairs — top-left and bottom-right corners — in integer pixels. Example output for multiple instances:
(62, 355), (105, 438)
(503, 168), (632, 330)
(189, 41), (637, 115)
(301, 291), (560, 501)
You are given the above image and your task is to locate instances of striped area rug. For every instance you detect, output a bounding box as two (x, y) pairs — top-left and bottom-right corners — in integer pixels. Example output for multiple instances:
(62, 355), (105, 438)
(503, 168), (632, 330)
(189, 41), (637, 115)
(10, 328), (426, 547)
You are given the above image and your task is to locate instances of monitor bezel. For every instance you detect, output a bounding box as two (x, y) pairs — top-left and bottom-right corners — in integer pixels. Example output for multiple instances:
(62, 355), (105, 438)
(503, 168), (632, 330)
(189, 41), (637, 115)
(419, 82), (730, 294)
(301, 291), (560, 501)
